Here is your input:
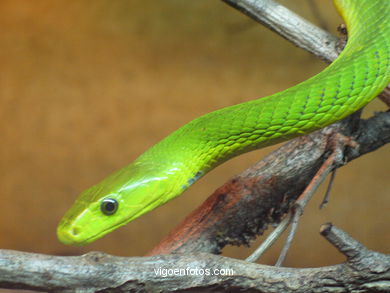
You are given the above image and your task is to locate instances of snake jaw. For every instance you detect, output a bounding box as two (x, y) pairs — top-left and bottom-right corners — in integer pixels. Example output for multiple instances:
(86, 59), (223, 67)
(56, 161), (182, 245)
(57, 214), (126, 246)
(56, 196), (167, 246)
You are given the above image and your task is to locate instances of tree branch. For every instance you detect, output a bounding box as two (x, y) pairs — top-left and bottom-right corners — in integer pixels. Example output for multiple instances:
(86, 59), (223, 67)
(221, 0), (339, 62)
(1, 225), (389, 292)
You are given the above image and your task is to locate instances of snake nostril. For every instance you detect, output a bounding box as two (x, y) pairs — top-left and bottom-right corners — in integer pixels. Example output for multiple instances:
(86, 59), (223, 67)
(71, 227), (80, 236)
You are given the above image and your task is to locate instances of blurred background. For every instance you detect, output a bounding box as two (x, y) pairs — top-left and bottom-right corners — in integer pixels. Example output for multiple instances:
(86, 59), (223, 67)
(0, 0), (388, 273)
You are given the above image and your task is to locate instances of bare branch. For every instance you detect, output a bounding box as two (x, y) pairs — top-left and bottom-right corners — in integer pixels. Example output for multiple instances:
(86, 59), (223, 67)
(0, 225), (388, 292)
(221, 0), (339, 62)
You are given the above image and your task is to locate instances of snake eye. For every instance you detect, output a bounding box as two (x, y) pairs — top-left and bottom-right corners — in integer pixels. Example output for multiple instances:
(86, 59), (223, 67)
(101, 198), (118, 215)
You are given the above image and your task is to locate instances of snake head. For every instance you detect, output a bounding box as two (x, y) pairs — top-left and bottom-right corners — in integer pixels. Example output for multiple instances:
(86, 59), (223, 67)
(57, 160), (177, 246)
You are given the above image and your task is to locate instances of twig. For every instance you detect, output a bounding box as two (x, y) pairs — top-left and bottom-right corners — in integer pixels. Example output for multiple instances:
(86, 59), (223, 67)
(275, 146), (343, 266)
(296, 152), (337, 206)
(245, 212), (293, 262)
(222, 0), (339, 62)
(247, 141), (342, 265)
(320, 169), (337, 209)
(275, 209), (301, 267)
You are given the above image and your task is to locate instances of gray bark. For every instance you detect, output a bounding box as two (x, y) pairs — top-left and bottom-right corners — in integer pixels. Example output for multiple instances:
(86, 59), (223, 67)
(222, 0), (340, 62)
(0, 225), (389, 292)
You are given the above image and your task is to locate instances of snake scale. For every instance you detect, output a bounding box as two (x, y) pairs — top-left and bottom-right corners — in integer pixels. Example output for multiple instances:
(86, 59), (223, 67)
(58, 0), (390, 245)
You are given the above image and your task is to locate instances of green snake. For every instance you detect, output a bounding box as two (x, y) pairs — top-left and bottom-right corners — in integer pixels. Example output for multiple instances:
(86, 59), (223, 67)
(58, 0), (390, 245)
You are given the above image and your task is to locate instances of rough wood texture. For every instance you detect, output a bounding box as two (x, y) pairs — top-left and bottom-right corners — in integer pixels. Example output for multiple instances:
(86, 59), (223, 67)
(0, 225), (389, 292)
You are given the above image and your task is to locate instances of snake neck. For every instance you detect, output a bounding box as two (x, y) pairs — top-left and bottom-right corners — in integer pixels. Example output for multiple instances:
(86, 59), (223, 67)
(135, 0), (390, 201)
(58, 0), (390, 246)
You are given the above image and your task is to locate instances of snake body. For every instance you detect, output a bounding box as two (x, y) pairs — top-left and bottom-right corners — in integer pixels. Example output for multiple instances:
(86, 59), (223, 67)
(58, 0), (390, 245)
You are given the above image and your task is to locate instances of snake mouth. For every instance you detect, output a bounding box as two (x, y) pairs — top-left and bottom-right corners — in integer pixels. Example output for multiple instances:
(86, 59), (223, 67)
(57, 200), (161, 246)
(57, 220), (128, 246)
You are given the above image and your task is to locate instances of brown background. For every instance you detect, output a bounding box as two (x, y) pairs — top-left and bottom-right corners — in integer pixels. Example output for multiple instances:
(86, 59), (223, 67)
(0, 0), (389, 272)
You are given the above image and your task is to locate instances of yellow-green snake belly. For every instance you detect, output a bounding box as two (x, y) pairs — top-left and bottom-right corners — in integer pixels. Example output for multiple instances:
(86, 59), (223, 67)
(58, 0), (390, 245)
